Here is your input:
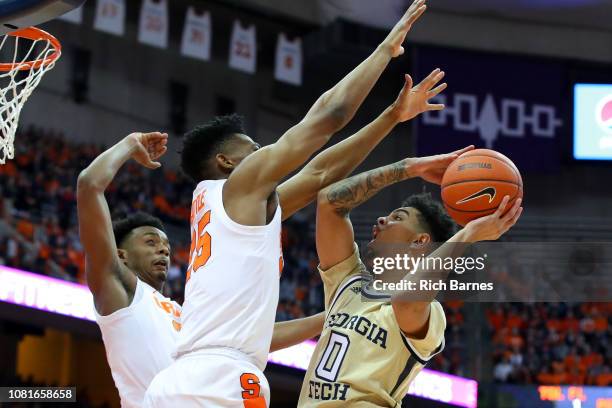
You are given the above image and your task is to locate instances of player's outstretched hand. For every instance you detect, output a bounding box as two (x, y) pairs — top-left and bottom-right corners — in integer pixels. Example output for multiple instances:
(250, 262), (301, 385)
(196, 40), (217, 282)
(128, 131), (168, 169)
(463, 196), (523, 242)
(381, 0), (427, 58)
(407, 145), (474, 185)
(391, 69), (447, 122)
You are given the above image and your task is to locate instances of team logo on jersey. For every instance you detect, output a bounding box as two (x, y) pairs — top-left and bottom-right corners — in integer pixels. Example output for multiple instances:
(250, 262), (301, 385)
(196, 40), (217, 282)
(456, 187), (496, 205)
(596, 95), (612, 135)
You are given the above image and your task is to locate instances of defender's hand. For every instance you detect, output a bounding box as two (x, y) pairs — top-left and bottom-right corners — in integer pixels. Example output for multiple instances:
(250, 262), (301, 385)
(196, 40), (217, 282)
(463, 196), (523, 242)
(408, 146), (474, 185)
(390, 69), (447, 122)
(127, 132), (168, 169)
(381, 0), (427, 58)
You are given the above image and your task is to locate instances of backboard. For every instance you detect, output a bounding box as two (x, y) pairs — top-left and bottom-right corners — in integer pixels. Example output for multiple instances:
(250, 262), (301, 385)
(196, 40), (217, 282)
(0, 0), (85, 34)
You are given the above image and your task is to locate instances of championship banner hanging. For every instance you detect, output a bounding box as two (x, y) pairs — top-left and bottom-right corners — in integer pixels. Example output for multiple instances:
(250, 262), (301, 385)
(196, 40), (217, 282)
(229, 20), (256, 74)
(180, 7), (211, 61)
(274, 33), (302, 86)
(94, 0), (125, 36)
(138, 0), (169, 49)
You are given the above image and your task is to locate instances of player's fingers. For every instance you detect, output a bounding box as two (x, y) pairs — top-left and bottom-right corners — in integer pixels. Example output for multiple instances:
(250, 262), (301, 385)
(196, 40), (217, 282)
(406, 0), (424, 17)
(154, 146), (168, 159)
(407, 4), (427, 25)
(502, 207), (523, 234)
(451, 145), (475, 156)
(422, 68), (441, 85)
(510, 207), (523, 227)
(440, 154), (458, 164)
(428, 83), (447, 97)
(502, 198), (522, 223)
(404, 74), (413, 91)
(427, 71), (445, 87)
(426, 103), (445, 111)
(143, 131), (164, 140)
(494, 195), (511, 218)
(143, 133), (165, 147)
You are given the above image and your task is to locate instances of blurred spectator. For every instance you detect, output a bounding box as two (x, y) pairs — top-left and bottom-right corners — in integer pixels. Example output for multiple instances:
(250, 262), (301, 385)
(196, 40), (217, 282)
(488, 302), (610, 385)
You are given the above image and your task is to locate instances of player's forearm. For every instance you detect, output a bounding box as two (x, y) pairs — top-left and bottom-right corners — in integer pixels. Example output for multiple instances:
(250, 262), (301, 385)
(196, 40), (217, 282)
(77, 137), (138, 192)
(269, 312), (325, 352)
(321, 159), (417, 216)
(322, 46), (393, 126)
(307, 107), (400, 186)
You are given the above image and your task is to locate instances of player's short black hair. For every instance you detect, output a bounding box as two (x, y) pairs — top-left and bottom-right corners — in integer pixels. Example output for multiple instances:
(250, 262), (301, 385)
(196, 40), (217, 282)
(112, 212), (166, 248)
(401, 193), (457, 242)
(180, 113), (246, 182)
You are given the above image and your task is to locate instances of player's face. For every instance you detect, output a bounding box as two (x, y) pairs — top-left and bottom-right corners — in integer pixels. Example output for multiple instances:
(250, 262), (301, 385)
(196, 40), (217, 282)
(123, 226), (171, 288)
(371, 207), (430, 245)
(226, 133), (261, 170)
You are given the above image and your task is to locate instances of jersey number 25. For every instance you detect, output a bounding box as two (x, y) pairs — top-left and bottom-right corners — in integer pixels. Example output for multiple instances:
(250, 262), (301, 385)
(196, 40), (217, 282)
(186, 210), (211, 282)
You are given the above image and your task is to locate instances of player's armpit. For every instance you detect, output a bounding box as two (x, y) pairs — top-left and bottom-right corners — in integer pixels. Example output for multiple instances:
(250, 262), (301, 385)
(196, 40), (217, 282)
(89, 264), (133, 316)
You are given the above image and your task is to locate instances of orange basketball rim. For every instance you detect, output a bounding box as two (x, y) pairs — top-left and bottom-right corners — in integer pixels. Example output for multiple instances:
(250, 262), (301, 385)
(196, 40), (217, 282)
(0, 27), (61, 71)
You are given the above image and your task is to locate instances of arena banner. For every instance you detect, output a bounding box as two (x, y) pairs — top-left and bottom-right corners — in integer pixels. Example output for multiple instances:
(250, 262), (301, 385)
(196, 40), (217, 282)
(415, 46), (567, 172)
(138, 0), (169, 49)
(93, 0), (125, 36)
(180, 7), (212, 61)
(274, 33), (303, 86)
(229, 20), (257, 74)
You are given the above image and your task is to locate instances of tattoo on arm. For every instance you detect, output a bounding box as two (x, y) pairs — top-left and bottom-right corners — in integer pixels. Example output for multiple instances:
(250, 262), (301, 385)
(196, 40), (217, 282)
(326, 160), (408, 216)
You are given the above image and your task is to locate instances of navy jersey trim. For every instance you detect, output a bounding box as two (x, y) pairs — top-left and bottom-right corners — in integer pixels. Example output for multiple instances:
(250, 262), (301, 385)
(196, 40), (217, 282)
(390, 354), (419, 397)
(328, 275), (363, 314)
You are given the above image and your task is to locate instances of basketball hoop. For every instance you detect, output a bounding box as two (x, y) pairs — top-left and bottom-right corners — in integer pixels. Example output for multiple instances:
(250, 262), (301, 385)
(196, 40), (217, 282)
(0, 27), (61, 164)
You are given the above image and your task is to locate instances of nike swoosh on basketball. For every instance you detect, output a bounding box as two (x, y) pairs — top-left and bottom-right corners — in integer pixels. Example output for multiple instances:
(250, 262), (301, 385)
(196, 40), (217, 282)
(456, 187), (496, 205)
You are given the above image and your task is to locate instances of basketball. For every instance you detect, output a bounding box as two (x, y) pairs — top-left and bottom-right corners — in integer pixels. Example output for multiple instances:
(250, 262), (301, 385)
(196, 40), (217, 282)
(441, 149), (523, 226)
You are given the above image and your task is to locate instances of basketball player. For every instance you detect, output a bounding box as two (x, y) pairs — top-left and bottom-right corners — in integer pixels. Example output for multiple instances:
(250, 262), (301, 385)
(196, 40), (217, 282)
(76, 132), (327, 408)
(297, 156), (523, 406)
(144, 1), (437, 406)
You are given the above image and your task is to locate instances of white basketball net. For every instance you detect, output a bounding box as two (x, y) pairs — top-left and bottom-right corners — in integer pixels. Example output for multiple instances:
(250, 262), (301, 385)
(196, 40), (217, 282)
(0, 33), (58, 164)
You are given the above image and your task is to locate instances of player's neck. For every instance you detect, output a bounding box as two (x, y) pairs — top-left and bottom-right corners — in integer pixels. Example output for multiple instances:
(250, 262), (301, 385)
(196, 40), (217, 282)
(140, 275), (164, 292)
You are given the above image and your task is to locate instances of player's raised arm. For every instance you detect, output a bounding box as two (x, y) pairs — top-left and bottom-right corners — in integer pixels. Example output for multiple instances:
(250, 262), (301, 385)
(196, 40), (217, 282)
(269, 312), (325, 352)
(316, 147), (472, 270)
(278, 70), (447, 220)
(391, 196), (523, 338)
(223, 0), (429, 222)
(77, 132), (168, 315)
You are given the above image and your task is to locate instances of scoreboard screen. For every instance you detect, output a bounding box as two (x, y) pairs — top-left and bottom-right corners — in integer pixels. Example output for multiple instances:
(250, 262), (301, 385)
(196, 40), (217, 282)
(574, 83), (612, 160)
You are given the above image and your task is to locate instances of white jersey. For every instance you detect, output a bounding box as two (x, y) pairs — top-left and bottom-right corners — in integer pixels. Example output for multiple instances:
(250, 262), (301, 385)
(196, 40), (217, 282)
(95, 278), (181, 408)
(175, 179), (282, 370)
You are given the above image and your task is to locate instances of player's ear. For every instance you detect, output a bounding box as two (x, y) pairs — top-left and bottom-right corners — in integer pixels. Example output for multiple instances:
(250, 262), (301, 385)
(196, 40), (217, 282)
(413, 233), (431, 246)
(216, 153), (234, 171)
(117, 248), (129, 265)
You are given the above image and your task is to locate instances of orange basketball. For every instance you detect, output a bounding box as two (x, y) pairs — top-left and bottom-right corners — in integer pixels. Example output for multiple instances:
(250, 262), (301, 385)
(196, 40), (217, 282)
(441, 149), (523, 226)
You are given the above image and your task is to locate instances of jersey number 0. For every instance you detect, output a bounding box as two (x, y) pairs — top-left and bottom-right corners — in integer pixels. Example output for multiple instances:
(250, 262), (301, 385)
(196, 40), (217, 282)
(315, 331), (350, 382)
